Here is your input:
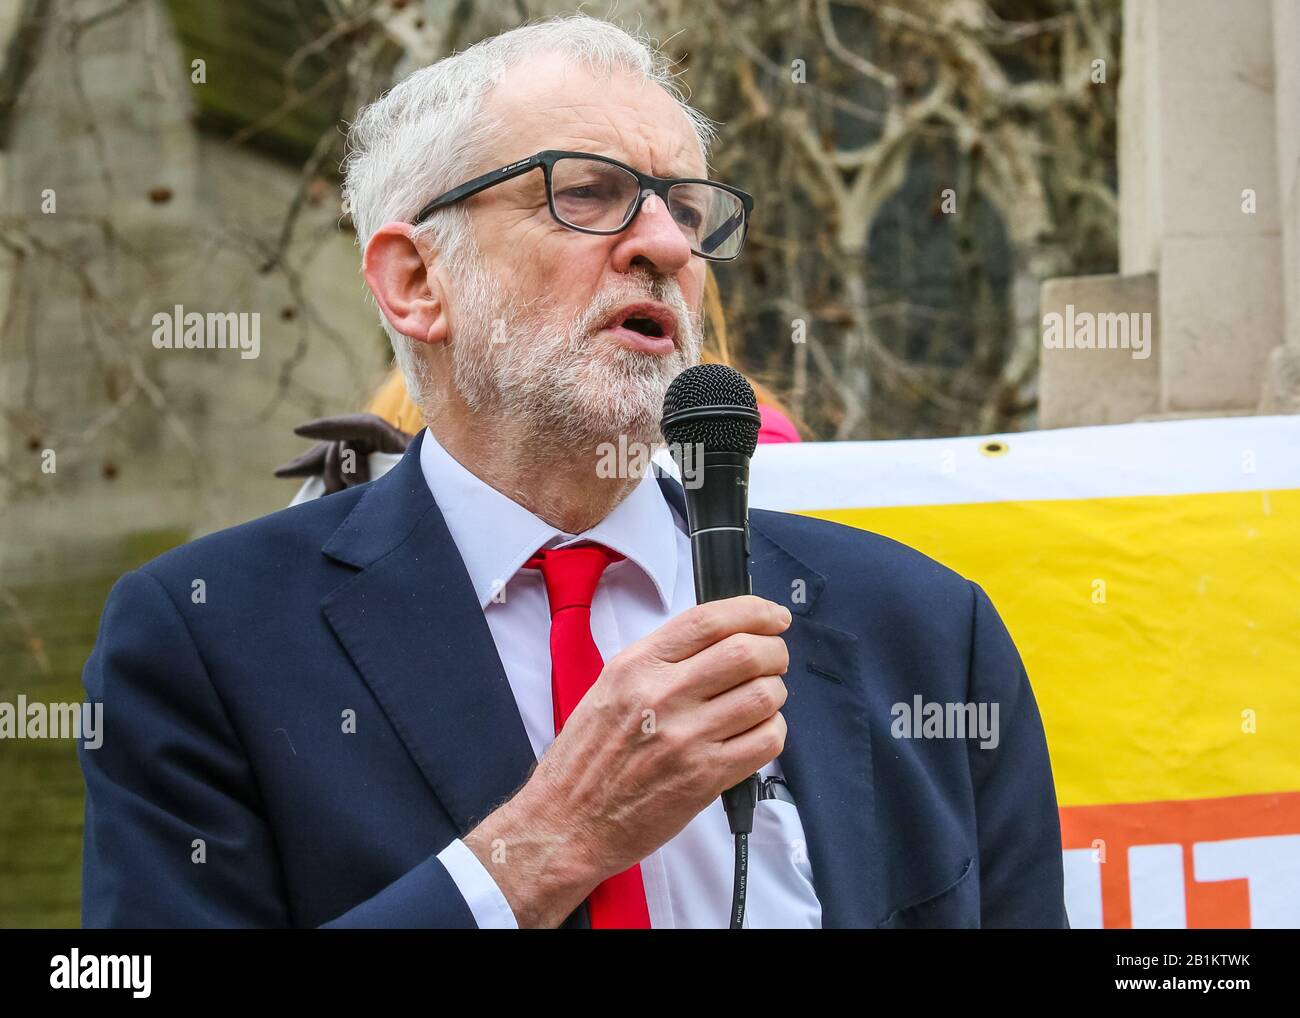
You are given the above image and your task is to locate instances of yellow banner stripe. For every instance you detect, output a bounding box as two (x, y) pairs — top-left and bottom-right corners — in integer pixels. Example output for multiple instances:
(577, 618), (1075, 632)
(802, 489), (1300, 807)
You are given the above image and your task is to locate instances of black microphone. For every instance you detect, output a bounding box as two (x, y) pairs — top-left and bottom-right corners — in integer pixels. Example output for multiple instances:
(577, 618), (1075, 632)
(660, 363), (763, 929)
(660, 363), (761, 601)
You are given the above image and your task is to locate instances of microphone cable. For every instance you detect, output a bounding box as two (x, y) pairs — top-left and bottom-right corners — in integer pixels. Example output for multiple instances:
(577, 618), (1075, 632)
(722, 774), (795, 928)
(722, 775), (760, 929)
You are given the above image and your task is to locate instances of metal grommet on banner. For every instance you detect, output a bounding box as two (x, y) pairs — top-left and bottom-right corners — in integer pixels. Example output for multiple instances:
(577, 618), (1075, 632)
(980, 439), (1010, 457)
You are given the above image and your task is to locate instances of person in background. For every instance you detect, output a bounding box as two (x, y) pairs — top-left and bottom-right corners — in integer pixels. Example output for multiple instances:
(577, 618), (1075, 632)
(276, 270), (800, 494)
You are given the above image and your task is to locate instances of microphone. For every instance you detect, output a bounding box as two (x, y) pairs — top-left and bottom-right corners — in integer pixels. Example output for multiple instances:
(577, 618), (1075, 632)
(660, 363), (763, 929)
(660, 363), (761, 602)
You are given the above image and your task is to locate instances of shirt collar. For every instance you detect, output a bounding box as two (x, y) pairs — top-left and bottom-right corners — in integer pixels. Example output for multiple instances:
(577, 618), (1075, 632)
(418, 427), (681, 612)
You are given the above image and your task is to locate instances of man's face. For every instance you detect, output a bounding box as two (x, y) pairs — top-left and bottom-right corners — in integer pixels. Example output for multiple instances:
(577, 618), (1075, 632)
(440, 53), (709, 448)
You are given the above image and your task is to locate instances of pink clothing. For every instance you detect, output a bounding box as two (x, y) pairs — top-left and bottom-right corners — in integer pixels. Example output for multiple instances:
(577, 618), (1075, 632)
(757, 404), (801, 444)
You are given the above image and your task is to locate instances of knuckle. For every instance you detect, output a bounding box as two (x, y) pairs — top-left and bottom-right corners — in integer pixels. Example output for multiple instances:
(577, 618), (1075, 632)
(774, 636), (790, 673)
(692, 741), (723, 784)
(652, 717), (688, 757)
(630, 670), (668, 716)
(747, 677), (781, 716)
(600, 652), (636, 697)
(765, 716), (787, 756)
(603, 645), (631, 675)
(682, 603), (722, 646)
(675, 738), (714, 792)
(755, 635), (788, 674)
(723, 634), (760, 672)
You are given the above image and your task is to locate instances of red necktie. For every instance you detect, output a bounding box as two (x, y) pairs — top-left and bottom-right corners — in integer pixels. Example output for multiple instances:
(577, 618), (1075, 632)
(525, 541), (652, 929)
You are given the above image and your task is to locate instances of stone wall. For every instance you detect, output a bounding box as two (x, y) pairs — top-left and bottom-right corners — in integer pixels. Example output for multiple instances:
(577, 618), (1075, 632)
(1042, 0), (1300, 427)
(0, 0), (388, 926)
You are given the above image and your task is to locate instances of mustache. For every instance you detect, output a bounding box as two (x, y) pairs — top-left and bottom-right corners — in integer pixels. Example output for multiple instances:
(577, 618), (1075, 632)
(578, 280), (690, 340)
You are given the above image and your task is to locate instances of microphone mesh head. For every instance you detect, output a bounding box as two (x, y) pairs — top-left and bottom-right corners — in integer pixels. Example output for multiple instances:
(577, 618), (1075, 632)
(661, 364), (760, 456)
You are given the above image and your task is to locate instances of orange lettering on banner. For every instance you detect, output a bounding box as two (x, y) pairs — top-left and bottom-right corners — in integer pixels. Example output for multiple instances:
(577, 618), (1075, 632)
(1059, 790), (1300, 928)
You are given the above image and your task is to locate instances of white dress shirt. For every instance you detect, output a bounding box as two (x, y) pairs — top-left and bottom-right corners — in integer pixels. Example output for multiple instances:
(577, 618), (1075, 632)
(416, 428), (822, 928)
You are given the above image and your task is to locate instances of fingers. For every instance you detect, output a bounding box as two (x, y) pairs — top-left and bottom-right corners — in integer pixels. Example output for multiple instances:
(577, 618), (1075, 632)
(293, 413), (384, 442)
(371, 420), (415, 454)
(343, 443), (372, 487)
(284, 415), (412, 491)
(322, 440), (345, 495)
(717, 712), (788, 790)
(323, 442), (376, 492)
(683, 632), (790, 701)
(648, 596), (792, 665)
(694, 674), (788, 742)
(273, 443), (328, 478)
(293, 413), (414, 452)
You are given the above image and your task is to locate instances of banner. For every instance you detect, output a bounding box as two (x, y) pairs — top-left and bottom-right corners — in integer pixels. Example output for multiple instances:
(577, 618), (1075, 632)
(747, 416), (1300, 929)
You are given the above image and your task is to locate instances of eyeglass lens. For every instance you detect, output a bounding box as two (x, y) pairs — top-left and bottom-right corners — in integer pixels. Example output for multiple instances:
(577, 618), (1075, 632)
(549, 157), (745, 258)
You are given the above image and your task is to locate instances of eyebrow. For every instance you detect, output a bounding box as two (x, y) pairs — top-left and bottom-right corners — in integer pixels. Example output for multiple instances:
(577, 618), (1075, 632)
(648, 158), (705, 179)
(561, 148), (705, 179)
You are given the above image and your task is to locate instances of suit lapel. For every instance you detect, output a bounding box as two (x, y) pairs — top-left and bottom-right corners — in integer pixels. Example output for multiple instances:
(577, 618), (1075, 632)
(658, 473), (884, 928)
(320, 432), (590, 927)
(320, 433), (538, 831)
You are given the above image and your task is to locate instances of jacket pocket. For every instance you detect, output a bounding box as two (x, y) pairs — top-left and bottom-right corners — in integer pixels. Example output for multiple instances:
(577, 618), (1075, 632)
(877, 857), (978, 929)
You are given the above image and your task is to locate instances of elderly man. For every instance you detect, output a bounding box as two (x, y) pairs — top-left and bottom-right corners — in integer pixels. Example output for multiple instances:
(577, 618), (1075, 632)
(79, 15), (1068, 929)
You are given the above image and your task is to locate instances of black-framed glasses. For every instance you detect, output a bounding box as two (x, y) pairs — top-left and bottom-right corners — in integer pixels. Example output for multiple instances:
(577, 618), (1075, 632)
(412, 149), (754, 261)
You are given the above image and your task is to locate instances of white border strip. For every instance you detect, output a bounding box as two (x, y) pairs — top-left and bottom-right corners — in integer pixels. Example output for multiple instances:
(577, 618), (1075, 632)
(746, 416), (1300, 511)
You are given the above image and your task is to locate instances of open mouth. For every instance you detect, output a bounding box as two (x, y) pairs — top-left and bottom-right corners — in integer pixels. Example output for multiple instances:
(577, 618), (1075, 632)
(620, 316), (666, 338)
(602, 302), (676, 349)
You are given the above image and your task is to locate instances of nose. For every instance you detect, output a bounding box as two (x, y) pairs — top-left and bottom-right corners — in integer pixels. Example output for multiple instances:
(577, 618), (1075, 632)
(608, 191), (693, 276)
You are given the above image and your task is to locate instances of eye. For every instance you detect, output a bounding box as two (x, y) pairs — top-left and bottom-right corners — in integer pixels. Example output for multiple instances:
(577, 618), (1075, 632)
(558, 184), (601, 202)
(557, 173), (626, 203)
(671, 202), (703, 230)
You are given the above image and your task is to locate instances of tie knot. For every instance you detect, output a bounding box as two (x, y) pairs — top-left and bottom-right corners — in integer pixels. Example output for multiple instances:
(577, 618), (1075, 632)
(525, 542), (624, 616)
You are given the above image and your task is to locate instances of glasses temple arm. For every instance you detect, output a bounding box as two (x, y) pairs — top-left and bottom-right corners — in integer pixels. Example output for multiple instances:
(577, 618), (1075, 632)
(700, 205), (746, 255)
(413, 157), (542, 223)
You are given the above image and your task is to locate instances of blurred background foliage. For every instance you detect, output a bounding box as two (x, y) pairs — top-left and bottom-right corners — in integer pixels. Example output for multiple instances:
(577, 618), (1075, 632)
(161, 0), (1120, 439)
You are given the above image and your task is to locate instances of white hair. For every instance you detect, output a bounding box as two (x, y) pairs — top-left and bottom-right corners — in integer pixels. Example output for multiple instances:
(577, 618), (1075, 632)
(341, 13), (719, 412)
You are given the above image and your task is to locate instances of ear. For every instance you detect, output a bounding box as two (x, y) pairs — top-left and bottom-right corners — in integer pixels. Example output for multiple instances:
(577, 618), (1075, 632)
(362, 223), (448, 346)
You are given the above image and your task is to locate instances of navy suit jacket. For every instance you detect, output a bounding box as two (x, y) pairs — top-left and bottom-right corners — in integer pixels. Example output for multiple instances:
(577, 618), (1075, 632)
(79, 430), (1069, 928)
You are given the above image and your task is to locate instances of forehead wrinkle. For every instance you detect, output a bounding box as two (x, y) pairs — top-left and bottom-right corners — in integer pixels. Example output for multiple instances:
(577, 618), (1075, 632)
(555, 99), (702, 175)
(553, 127), (701, 179)
(482, 73), (705, 179)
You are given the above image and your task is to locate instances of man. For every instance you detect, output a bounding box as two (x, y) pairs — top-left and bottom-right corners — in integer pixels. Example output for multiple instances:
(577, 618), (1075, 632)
(80, 15), (1068, 928)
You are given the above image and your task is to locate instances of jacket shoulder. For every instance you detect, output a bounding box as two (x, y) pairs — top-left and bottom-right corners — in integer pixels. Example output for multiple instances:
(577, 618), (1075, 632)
(750, 506), (983, 650)
(137, 487), (367, 586)
(751, 506), (971, 594)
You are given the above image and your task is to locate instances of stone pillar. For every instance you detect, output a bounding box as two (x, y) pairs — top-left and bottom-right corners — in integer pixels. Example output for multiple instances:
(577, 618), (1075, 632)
(1042, 0), (1296, 425)
(1129, 0), (1283, 413)
(1039, 273), (1161, 428)
(1260, 0), (1300, 412)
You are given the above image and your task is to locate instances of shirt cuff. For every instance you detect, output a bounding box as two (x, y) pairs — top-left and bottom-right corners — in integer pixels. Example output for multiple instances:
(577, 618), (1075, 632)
(436, 838), (519, 929)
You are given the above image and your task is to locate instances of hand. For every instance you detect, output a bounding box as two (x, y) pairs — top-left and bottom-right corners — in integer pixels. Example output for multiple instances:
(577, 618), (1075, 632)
(273, 413), (413, 494)
(463, 595), (792, 926)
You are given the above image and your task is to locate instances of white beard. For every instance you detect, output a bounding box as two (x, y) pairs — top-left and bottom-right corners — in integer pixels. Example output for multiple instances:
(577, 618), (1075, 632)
(445, 243), (702, 450)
